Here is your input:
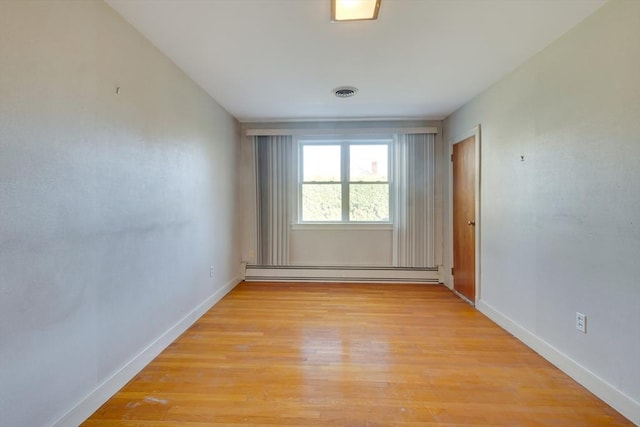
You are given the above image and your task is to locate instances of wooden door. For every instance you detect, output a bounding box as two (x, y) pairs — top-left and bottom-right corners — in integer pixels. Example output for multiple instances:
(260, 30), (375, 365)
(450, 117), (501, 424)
(453, 136), (476, 302)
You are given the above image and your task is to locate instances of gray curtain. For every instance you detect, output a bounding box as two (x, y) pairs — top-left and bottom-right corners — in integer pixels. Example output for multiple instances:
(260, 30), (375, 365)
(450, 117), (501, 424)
(255, 135), (293, 265)
(393, 133), (436, 267)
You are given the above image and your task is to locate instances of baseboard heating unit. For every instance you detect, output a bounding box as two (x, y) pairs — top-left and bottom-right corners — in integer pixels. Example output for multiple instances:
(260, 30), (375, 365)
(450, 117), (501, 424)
(244, 265), (440, 283)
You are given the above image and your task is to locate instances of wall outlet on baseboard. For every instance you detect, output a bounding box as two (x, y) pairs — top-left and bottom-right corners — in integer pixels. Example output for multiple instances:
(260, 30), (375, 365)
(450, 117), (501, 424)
(576, 312), (587, 333)
(210, 265), (214, 278)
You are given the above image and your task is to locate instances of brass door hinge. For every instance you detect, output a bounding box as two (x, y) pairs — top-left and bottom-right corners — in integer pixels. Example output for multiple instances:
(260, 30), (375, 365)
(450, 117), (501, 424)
(451, 267), (454, 276)
(450, 154), (453, 162)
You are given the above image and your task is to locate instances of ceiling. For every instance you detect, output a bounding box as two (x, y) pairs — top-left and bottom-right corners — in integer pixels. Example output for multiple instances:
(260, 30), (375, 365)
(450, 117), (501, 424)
(105, 0), (605, 122)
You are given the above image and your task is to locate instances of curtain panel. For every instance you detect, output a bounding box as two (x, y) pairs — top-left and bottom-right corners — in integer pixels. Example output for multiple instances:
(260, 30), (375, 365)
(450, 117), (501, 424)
(255, 135), (294, 265)
(393, 133), (436, 267)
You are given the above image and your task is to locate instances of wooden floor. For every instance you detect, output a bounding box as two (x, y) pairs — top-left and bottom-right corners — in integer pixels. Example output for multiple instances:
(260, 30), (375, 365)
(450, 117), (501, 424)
(83, 282), (632, 426)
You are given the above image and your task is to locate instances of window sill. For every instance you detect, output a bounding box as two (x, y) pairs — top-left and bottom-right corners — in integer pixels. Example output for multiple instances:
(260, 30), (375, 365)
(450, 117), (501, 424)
(291, 223), (393, 231)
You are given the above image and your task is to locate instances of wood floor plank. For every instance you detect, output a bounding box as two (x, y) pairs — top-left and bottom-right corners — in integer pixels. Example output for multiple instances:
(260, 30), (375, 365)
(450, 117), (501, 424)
(83, 282), (633, 426)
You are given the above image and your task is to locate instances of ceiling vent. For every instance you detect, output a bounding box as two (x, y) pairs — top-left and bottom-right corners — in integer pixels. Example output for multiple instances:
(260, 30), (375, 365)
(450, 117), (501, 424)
(334, 86), (358, 98)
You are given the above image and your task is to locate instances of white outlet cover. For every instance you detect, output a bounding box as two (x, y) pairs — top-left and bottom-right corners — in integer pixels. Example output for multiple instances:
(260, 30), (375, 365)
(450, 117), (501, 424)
(576, 312), (587, 333)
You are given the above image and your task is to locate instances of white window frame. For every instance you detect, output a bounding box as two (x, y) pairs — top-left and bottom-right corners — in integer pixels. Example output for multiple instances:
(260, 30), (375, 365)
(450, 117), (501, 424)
(296, 136), (393, 224)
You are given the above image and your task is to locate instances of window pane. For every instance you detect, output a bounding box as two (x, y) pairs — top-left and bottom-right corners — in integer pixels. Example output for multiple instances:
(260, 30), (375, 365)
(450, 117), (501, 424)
(349, 184), (389, 221)
(302, 184), (342, 221)
(350, 145), (388, 182)
(303, 145), (341, 181)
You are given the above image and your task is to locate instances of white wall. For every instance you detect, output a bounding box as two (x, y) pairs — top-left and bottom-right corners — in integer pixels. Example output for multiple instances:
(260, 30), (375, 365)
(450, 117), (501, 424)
(444, 0), (639, 422)
(290, 227), (393, 266)
(0, 1), (240, 426)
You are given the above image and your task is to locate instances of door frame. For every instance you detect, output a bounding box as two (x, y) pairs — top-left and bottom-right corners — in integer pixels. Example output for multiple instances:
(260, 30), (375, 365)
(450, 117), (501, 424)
(448, 125), (481, 305)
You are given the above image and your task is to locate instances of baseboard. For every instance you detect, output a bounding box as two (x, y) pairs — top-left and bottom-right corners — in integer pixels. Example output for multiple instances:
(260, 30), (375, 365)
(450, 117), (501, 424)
(478, 299), (639, 425)
(51, 276), (241, 427)
(245, 265), (439, 283)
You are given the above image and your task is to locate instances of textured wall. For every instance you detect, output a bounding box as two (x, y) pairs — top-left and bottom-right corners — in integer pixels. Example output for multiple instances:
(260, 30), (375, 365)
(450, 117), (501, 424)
(0, 1), (239, 426)
(444, 0), (639, 419)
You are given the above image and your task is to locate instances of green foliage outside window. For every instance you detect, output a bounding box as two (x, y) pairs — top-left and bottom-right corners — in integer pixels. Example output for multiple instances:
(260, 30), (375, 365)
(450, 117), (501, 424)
(349, 184), (389, 221)
(302, 184), (341, 221)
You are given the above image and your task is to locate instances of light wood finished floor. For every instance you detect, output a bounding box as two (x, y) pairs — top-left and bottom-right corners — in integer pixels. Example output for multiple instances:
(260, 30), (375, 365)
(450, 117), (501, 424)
(83, 282), (632, 426)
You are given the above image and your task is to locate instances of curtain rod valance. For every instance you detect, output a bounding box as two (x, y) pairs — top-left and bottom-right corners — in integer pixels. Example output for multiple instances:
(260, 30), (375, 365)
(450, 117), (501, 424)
(245, 127), (438, 137)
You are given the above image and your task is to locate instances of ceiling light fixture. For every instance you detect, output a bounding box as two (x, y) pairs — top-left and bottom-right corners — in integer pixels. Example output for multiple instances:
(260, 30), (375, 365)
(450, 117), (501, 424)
(331, 0), (381, 22)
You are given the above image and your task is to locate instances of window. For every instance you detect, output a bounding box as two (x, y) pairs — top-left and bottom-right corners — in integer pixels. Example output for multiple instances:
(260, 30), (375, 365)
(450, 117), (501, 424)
(299, 139), (391, 222)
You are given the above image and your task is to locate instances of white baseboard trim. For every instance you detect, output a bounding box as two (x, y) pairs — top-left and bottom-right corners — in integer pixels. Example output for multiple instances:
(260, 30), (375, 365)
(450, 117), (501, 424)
(478, 299), (639, 425)
(51, 276), (241, 427)
(245, 265), (439, 283)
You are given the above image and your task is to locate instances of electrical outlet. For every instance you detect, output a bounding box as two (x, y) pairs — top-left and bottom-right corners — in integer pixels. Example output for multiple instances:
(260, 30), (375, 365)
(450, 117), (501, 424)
(210, 265), (214, 278)
(576, 312), (586, 333)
